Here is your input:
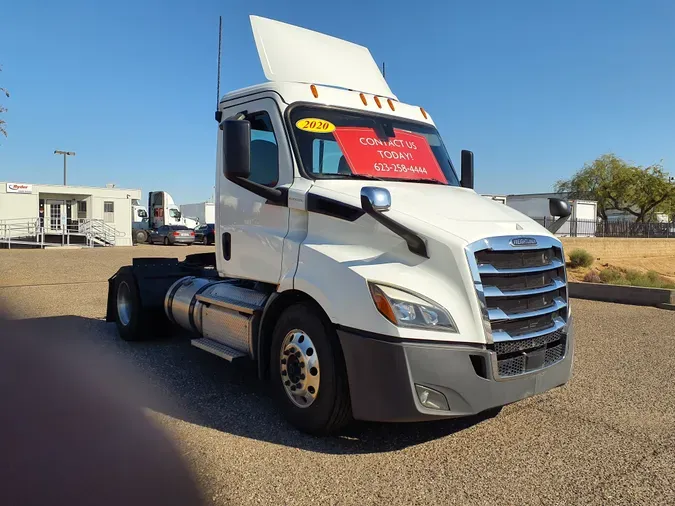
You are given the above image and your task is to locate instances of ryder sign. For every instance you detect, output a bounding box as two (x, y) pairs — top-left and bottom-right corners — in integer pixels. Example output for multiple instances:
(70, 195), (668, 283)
(6, 183), (33, 194)
(332, 127), (447, 183)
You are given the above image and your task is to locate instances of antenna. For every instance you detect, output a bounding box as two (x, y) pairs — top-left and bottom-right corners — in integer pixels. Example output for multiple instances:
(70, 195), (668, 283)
(215, 16), (223, 122)
(382, 61), (386, 78)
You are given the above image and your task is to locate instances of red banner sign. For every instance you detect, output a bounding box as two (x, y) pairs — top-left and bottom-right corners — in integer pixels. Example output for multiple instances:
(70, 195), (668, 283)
(332, 127), (447, 183)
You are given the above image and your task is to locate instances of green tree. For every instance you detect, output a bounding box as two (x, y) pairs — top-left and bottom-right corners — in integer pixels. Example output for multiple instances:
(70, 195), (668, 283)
(555, 153), (675, 222)
(0, 65), (9, 138)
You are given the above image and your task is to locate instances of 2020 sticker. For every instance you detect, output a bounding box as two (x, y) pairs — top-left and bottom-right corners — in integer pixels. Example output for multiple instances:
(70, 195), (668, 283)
(295, 118), (336, 133)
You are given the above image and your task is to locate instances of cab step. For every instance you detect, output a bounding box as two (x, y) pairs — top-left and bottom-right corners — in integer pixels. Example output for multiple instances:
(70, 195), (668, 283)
(191, 337), (247, 362)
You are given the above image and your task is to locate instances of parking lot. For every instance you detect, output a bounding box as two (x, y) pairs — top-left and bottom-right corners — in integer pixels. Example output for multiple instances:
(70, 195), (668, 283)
(1, 245), (674, 505)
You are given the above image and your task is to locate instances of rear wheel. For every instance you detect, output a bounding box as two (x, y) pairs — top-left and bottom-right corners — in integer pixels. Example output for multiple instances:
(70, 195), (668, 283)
(163, 237), (169, 246)
(114, 273), (152, 341)
(270, 302), (352, 435)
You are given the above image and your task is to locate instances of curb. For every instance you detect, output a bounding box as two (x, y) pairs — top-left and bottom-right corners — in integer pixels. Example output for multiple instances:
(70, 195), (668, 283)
(568, 282), (675, 308)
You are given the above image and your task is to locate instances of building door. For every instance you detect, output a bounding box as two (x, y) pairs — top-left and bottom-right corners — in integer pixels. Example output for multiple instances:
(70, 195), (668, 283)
(46, 200), (65, 232)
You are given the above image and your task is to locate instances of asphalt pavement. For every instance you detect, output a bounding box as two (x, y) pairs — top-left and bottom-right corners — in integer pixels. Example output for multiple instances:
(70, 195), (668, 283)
(1, 245), (673, 505)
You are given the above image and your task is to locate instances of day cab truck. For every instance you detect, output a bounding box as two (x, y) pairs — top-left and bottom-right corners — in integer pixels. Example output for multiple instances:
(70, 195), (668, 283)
(106, 15), (575, 434)
(132, 191), (198, 244)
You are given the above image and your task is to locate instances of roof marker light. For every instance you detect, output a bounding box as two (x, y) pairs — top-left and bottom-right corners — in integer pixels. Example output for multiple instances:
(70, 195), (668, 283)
(420, 107), (428, 119)
(360, 93), (368, 106)
(374, 96), (382, 108)
(387, 99), (395, 111)
(310, 84), (319, 98)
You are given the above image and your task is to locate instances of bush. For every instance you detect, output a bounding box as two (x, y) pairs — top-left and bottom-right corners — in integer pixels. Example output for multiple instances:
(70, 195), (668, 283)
(597, 267), (675, 289)
(568, 249), (594, 268)
(599, 267), (623, 284)
(583, 271), (601, 283)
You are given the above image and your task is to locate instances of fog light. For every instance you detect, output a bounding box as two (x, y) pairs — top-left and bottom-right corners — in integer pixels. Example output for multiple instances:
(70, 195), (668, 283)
(415, 384), (449, 411)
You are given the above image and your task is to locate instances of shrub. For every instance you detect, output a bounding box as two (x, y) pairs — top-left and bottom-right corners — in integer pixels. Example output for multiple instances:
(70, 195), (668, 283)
(583, 271), (601, 283)
(568, 249), (594, 268)
(599, 267), (623, 284)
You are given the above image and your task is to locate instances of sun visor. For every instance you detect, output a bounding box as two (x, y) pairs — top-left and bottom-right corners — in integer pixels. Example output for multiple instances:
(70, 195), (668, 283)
(250, 15), (396, 99)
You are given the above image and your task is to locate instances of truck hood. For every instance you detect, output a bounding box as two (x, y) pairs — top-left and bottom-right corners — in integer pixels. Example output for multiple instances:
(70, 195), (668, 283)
(309, 180), (551, 243)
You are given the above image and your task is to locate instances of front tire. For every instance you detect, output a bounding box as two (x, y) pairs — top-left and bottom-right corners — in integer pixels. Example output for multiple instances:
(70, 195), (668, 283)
(134, 229), (148, 244)
(270, 302), (352, 435)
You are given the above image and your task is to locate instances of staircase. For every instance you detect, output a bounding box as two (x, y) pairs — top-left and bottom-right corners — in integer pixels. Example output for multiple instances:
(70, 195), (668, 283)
(78, 219), (119, 247)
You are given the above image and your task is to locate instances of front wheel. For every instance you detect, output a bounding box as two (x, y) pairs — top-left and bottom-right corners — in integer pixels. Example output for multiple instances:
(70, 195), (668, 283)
(134, 229), (148, 244)
(270, 302), (352, 435)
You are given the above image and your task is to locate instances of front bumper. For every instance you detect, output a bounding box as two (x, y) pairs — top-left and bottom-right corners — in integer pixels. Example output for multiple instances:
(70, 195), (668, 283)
(337, 319), (574, 423)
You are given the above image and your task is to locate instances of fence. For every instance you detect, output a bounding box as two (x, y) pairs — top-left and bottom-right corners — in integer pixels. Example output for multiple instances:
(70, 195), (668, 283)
(533, 217), (675, 238)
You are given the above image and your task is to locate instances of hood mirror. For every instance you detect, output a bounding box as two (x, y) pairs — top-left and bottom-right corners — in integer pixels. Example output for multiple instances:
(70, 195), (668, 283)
(360, 187), (391, 212)
(549, 198), (571, 218)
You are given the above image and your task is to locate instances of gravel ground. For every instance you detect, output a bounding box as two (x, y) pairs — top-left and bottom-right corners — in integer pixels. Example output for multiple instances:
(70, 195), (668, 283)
(1, 246), (674, 505)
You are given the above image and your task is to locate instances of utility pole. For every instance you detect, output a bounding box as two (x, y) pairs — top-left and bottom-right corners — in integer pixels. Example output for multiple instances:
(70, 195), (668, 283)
(54, 150), (75, 185)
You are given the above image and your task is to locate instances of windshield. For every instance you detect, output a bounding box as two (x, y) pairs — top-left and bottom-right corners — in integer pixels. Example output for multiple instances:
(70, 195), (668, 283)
(169, 208), (181, 219)
(289, 106), (460, 185)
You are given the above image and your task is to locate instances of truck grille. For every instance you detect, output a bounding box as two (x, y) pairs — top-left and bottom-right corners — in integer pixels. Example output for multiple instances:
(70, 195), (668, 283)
(466, 236), (569, 379)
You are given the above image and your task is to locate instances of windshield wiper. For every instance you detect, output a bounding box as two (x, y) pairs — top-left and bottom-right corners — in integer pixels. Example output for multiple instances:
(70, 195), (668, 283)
(322, 173), (386, 181)
(387, 178), (446, 185)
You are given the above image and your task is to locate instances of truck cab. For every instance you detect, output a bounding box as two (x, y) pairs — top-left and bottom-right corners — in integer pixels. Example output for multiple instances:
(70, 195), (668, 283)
(107, 15), (574, 434)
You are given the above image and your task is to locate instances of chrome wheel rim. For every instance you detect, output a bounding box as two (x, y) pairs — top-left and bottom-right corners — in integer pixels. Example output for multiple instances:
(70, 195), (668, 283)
(117, 281), (132, 326)
(280, 329), (320, 408)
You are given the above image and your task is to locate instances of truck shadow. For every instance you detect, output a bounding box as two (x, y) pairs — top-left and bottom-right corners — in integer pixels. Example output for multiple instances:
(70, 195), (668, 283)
(9, 315), (499, 455)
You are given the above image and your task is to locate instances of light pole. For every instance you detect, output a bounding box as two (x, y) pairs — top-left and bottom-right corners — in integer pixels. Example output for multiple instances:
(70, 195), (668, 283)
(54, 150), (75, 185)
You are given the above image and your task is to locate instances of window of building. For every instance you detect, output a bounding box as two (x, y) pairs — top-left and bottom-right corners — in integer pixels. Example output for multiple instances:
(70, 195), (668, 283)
(247, 111), (279, 187)
(77, 201), (87, 219)
(104, 201), (114, 223)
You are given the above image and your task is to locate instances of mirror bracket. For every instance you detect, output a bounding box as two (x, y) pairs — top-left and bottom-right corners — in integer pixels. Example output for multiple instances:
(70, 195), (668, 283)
(360, 186), (428, 258)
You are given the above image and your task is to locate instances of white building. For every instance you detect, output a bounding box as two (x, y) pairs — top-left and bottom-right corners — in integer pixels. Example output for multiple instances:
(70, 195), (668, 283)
(0, 181), (142, 247)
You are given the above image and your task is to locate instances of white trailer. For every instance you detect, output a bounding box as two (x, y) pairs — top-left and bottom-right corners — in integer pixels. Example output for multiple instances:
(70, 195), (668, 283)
(180, 202), (216, 226)
(506, 194), (597, 237)
(105, 16), (574, 435)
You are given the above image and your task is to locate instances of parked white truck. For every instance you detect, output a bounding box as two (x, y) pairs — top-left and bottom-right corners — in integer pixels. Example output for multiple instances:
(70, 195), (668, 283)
(106, 16), (574, 434)
(180, 201), (216, 227)
(132, 191), (198, 244)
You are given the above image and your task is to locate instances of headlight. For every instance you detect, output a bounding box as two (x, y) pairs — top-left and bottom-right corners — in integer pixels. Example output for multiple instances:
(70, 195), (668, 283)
(368, 282), (458, 332)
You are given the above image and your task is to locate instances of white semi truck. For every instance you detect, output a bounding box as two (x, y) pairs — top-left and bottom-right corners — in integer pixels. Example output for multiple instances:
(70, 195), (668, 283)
(132, 191), (198, 244)
(106, 16), (575, 434)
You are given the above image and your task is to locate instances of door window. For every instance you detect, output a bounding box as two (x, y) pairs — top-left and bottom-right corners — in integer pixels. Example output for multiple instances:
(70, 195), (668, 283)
(50, 203), (62, 230)
(247, 111), (279, 187)
(104, 201), (114, 223)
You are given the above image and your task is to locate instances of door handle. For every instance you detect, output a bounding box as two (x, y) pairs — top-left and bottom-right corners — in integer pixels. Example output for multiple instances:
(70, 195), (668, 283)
(222, 232), (231, 261)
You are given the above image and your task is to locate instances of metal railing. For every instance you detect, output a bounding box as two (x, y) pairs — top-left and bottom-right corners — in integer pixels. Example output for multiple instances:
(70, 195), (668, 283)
(533, 217), (675, 238)
(0, 217), (122, 248)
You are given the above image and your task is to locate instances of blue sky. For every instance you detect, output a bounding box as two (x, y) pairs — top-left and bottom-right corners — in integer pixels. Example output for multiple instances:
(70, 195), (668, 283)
(1, 0), (673, 204)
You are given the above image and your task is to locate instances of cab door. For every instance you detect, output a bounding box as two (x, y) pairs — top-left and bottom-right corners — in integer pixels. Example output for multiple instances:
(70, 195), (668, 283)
(216, 97), (293, 284)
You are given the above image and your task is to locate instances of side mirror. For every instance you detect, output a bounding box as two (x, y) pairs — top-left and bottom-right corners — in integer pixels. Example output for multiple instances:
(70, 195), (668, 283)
(549, 198), (571, 218)
(461, 150), (474, 189)
(221, 119), (251, 179)
(360, 187), (391, 212)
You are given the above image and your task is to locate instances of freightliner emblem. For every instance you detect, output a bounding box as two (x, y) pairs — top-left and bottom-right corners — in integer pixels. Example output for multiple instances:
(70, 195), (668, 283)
(510, 237), (538, 247)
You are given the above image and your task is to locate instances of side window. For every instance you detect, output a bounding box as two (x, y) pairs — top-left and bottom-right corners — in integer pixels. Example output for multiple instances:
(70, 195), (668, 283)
(247, 111), (279, 187)
(311, 139), (349, 175)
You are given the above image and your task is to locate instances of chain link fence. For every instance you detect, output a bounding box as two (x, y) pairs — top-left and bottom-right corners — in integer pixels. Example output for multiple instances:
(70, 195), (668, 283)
(531, 218), (675, 238)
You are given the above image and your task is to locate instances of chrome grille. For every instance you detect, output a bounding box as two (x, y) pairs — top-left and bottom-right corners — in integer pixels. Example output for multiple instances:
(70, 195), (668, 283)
(466, 236), (569, 379)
